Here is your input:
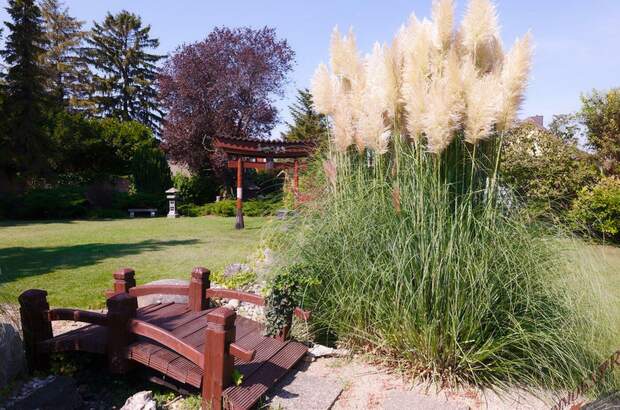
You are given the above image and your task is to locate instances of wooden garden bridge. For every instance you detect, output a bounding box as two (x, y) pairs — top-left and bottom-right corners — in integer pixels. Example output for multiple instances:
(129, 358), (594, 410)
(18, 268), (310, 409)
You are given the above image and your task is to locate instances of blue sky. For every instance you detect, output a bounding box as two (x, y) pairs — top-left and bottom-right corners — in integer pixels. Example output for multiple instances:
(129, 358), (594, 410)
(2, 0), (619, 137)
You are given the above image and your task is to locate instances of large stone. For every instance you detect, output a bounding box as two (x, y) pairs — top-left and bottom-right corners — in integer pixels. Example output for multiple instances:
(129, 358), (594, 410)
(4, 376), (82, 410)
(223, 263), (250, 278)
(137, 279), (189, 307)
(0, 322), (26, 388)
(583, 391), (620, 410)
(264, 366), (343, 410)
(121, 391), (157, 410)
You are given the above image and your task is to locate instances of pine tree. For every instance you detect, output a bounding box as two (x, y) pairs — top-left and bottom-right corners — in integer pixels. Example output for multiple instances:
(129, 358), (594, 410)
(40, 0), (90, 111)
(282, 88), (329, 143)
(2, 0), (51, 177)
(85, 11), (163, 131)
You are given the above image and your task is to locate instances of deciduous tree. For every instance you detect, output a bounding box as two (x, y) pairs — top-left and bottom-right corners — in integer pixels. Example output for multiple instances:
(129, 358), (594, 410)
(159, 26), (294, 173)
(580, 88), (620, 175)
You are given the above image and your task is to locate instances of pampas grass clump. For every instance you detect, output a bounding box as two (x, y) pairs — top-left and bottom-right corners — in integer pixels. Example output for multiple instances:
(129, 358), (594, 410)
(274, 0), (616, 394)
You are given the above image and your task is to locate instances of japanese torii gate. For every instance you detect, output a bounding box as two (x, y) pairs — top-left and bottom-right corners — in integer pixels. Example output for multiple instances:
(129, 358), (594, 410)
(213, 136), (314, 229)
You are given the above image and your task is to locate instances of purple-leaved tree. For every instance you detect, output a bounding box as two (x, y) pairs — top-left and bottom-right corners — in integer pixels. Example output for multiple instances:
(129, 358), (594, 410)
(159, 26), (294, 173)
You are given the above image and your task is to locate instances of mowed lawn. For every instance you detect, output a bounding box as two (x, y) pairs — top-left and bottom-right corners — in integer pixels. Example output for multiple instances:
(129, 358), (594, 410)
(0, 216), (268, 308)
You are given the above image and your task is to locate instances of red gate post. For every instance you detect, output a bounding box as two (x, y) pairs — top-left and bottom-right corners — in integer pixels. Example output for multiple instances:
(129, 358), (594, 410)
(202, 307), (236, 409)
(106, 293), (138, 374)
(113, 268), (136, 294)
(235, 157), (244, 230)
(293, 159), (300, 204)
(18, 289), (53, 372)
(188, 267), (210, 312)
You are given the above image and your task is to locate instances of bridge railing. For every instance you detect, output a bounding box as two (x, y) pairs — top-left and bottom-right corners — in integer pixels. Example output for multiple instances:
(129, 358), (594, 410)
(107, 266), (311, 342)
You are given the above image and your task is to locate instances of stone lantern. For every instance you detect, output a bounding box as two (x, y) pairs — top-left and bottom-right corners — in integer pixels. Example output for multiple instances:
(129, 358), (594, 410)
(166, 187), (179, 218)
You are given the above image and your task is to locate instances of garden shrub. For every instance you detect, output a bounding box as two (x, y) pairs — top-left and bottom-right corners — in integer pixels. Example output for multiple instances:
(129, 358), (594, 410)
(178, 196), (282, 217)
(173, 173), (218, 205)
(13, 186), (88, 219)
(501, 123), (599, 216)
(569, 177), (620, 243)
(264, 265), (318, 337)
(209, 199), (236, 217)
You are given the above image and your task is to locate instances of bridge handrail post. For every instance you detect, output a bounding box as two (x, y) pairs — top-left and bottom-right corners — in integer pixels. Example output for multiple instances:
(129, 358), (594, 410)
(189, 267), (210, 311)
(202, 307), (236, 409)
(106, 293), (137, 374)
(113, 268), (136, 294)
(18, 289), (53, 372)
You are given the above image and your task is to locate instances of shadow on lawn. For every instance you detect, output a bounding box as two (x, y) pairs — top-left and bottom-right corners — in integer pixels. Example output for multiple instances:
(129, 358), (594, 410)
(0, 239), (199, 284)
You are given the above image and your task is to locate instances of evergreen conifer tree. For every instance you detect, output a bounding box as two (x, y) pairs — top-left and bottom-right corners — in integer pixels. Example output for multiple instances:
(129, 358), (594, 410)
(282, 88), (329, 143)
(2, 0), (51, 177)
(40, 0), (90, 111)
(85, 11), (163, 131)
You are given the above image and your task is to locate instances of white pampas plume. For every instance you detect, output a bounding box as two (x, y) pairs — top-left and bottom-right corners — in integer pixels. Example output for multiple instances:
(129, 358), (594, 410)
(460, 0), (503, 73)
(432, 0), (455, 51)
(330, 26), (363, 83)
(422, 50), (464, 153)
(497, 32), (533, 131)
(330, 27), (346, 77)
(310, 63), (335, 115)
(463, 70), (501, 144)
(365, 42), (398, 120)
(402, 18), (434, 139)
(332, 97), (355, 152)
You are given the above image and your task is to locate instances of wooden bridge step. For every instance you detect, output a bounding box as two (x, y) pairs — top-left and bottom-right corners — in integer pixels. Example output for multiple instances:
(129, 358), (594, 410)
(223, 341), (308, 410)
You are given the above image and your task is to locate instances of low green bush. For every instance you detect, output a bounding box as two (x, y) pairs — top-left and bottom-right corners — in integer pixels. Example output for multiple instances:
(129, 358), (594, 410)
(569, 177), (620, 243)
(209, 200), (236, 217)
(178, 196), (282, 218)
(11, 186), (88, 219)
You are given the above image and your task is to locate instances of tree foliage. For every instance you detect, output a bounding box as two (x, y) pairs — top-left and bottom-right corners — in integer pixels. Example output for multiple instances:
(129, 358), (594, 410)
(580, 88), (620, 175)
(501, 122), (599, 214)
(50, 112), (157, 178)
(282, 88), (329, 143)
(85, 10), (163, 130)
(159, 26), (294, 172)
(2, 0), (50, 177)
(40, 0), (88, 109)
(131, 145), (172, 194)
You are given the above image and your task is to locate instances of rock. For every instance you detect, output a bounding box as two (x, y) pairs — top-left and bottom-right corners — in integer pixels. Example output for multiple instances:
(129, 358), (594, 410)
(4, 375), (83, 410)
(223, 263), (250, 278)
(137, 279), (189, 307)
(121, 391), (157, 410)
(0, 322), (26, 387)
(225, 299), (240, 310)
(307, 344), (350, 359)
(276, 209), (298, 220)
(583, 391), (620, 409)
(264, 367), (343, 410)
